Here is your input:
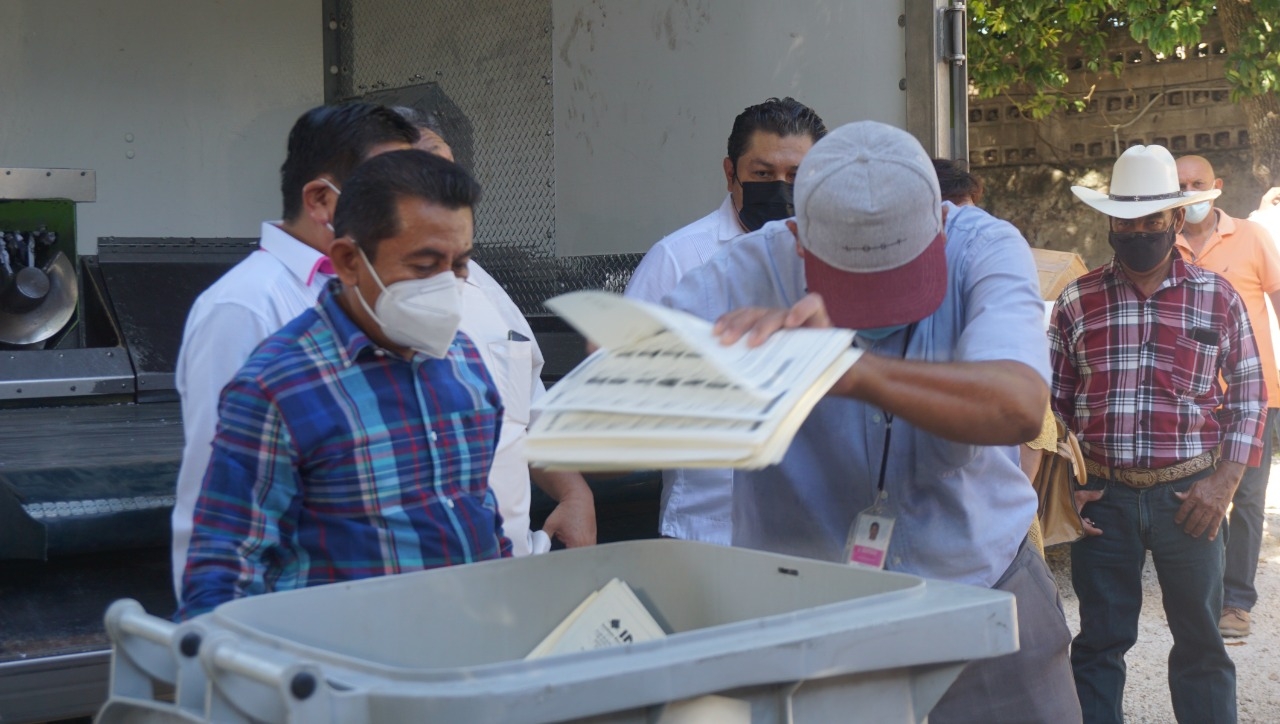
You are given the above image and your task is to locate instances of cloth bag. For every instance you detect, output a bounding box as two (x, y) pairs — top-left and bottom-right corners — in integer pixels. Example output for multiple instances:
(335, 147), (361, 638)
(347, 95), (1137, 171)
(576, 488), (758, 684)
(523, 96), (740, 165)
(1030, 417), (1088, 547)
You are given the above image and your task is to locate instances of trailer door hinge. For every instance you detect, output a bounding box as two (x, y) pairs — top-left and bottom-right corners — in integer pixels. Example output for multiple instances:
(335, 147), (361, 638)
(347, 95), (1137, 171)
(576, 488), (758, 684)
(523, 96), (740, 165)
(944, 1), (967, 65)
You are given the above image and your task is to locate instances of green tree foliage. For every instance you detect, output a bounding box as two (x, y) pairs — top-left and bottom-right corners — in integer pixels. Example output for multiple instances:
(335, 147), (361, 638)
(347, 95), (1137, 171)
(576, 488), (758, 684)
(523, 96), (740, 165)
(969, 0), (1280, 184)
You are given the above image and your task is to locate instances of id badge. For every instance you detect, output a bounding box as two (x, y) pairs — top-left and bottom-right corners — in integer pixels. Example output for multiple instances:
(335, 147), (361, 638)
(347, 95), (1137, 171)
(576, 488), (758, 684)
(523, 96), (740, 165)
(845, 505), (895, 570)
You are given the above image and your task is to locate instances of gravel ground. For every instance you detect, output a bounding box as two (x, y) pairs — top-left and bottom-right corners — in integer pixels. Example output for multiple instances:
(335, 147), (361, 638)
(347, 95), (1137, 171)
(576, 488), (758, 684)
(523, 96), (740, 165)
(1046, 459), (1280, 723)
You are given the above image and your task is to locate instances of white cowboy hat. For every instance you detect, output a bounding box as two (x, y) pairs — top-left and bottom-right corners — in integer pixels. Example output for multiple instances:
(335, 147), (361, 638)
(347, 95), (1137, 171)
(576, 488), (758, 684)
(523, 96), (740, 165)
(1072, 144), (1220, 219)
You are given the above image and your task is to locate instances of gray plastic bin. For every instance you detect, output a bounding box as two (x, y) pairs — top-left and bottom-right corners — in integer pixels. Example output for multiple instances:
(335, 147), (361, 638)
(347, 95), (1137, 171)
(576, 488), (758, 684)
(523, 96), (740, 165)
(98, 540), (1018, 723)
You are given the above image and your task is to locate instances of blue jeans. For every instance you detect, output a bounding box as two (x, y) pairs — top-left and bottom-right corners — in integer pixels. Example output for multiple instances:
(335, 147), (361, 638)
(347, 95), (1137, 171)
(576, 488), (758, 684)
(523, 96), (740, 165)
(1223, 409), (1275, 611)
(1070, 468), (1235, 724)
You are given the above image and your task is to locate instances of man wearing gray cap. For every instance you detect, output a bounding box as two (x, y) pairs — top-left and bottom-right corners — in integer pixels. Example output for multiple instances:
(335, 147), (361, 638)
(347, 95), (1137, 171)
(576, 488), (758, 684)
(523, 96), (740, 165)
(1050, 144), (1263, 723)
(666, 121), (1079, 722)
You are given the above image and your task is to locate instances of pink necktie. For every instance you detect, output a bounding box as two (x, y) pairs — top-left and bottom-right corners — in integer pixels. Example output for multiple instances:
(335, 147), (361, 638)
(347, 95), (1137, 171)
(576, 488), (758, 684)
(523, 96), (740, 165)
(308, 257), (335, 285)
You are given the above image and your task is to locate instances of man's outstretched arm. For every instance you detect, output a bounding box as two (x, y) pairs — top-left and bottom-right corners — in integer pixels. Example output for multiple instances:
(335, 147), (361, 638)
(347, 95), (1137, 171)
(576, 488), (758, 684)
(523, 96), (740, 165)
(714, 293), (1047, 446)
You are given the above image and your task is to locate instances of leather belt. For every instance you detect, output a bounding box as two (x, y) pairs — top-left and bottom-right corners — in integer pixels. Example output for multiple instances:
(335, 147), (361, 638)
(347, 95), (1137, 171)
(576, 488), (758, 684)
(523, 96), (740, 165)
(1084, 449), (1219, 489)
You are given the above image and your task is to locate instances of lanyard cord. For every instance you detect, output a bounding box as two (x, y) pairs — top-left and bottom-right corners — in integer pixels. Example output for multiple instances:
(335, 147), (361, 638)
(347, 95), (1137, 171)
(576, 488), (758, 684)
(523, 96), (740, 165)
(875, 322), (917, 495)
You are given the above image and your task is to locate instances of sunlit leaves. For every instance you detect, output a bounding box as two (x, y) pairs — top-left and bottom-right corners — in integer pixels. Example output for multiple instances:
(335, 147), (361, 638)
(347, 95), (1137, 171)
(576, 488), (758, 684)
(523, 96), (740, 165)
(968, 1), (1279, 116)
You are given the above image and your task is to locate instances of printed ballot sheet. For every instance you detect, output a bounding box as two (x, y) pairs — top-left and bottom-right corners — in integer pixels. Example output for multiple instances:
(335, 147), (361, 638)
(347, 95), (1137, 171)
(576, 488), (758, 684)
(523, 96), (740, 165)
(543, 290), (849, 396)
(526, 578), (666, 659)
(527, 292), (859, 470)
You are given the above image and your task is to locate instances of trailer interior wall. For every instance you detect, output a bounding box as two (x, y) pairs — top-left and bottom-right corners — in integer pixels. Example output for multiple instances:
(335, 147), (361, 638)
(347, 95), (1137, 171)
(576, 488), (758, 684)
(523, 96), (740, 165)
(553, 0), (911, 256)
(0, 1), (323, 255)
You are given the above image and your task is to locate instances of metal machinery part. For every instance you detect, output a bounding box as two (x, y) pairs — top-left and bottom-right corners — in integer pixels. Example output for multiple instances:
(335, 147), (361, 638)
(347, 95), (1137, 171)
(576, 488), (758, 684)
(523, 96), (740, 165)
(0, 251), (78, 346)
(0, 167), (97, 203)
(0, 236), (258, 561)
(0, 168), (92, 349)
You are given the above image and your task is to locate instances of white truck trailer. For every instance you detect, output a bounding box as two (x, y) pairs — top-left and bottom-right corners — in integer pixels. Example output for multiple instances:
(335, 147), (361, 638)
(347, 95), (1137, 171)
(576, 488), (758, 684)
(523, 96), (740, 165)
(0, 2), (968, 720)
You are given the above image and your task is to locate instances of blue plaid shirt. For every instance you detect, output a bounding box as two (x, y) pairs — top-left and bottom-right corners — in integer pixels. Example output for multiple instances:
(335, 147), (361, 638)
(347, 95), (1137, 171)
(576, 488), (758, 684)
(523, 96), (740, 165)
(179, 281), (508, 619)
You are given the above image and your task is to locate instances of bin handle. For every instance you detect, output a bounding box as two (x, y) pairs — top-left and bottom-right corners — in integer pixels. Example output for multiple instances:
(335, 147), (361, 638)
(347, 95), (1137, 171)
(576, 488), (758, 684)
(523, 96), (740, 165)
(205, 635), (294, 684)
(102, 599), (183, 703)
(105, 599), (176, 644)
(201, 633), (329, 723)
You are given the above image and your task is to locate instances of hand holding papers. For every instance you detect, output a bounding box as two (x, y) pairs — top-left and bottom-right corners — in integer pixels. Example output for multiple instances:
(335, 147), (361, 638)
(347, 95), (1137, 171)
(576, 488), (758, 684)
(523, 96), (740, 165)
(525, 291), (860, 470)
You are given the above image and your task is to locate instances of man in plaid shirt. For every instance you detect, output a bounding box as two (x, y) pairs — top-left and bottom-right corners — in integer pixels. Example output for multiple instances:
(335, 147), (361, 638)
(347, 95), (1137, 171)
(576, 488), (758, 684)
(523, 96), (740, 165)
(179, 151), (511, 619)
(1049, 144), (1266, 724)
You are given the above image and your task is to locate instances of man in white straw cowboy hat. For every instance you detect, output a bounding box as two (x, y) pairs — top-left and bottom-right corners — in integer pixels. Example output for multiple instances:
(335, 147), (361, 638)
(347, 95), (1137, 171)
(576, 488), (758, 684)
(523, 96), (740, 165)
(669, 121), (1081, 723)
(1049, 143), (1266, 723)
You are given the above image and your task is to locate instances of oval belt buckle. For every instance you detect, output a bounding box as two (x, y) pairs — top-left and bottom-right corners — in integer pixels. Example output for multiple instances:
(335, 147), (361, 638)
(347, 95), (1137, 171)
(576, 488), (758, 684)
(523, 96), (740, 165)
(1129, 469), (1159, 488)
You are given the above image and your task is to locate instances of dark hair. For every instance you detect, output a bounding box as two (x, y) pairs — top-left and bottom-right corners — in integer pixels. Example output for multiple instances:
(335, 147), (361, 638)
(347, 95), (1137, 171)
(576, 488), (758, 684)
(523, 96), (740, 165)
(932, 158), (984, 205)
(279, 103), (419, 221)
(391, 106), (447, 141)
(726, 97), (827, 167)
(333, 149), (482, 260)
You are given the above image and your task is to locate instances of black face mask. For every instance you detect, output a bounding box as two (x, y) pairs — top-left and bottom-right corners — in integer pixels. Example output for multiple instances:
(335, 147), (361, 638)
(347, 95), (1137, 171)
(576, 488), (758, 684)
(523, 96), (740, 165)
(737, 180), (794, 232)
(1109, 226), (1176, 273)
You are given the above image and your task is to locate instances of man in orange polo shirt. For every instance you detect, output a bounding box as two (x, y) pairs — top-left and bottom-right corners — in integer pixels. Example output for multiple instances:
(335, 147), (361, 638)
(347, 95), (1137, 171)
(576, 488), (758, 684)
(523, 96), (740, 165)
(1176, 154), (1280, 638)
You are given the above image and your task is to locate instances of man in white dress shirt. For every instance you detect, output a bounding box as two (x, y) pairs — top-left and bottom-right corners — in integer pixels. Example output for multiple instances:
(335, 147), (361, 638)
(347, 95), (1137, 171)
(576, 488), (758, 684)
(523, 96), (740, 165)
(459, 264), (596, 555)
(624, 97), (826, 544)
(394, 106), (596, 555)
(170, 103), (419, 592)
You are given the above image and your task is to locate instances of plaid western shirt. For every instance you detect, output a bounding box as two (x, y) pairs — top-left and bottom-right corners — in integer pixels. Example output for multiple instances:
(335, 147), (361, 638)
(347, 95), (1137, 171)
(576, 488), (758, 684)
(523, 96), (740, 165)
(1049, 256), (1267, 471)
(179, 281), (509, 619)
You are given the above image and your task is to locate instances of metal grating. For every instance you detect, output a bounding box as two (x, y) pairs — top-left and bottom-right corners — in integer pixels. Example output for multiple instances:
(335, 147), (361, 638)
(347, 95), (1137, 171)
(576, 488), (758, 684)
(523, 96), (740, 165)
(333, 0), (642, 314)
(24, 496), (175, 520)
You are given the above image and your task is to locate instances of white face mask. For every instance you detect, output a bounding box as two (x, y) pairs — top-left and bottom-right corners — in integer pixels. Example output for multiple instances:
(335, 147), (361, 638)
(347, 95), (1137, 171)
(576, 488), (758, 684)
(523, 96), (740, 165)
(1184, 201), (1213, 224)
(353, 246), (462, 358)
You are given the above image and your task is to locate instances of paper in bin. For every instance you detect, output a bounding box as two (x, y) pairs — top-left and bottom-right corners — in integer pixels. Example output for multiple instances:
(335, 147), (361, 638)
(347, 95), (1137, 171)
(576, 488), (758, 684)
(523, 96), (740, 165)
(526, 577), (666, 659)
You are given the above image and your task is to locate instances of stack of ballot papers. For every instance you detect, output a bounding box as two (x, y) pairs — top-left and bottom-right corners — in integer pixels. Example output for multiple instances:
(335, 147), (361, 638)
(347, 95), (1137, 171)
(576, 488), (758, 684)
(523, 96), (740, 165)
(525, 291), (860, 470)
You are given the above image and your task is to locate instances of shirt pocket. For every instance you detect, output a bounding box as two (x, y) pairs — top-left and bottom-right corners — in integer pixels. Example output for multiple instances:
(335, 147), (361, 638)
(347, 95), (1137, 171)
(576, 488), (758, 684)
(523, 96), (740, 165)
(486, 339), (534, 428)
(1170, 334), (1219, 398)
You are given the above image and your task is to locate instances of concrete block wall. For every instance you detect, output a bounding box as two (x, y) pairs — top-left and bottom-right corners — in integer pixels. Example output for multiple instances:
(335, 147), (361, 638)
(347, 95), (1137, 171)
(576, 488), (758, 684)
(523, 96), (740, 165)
(965, 25), (1267, 271)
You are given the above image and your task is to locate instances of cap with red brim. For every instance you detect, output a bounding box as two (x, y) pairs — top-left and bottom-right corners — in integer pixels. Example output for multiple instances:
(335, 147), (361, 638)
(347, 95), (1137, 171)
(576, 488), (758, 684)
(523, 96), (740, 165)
(803, 231), (948, 330)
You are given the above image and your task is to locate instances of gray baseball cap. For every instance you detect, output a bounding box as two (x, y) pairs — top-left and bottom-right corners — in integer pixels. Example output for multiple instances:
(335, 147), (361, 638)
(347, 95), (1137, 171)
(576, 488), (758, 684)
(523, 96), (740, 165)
(795, 121), (946, 329)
